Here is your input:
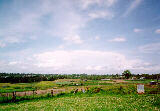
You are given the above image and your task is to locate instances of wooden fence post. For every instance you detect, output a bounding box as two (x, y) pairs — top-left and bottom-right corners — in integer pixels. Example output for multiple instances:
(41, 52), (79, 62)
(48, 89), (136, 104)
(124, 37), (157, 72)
(12, 92), (16, 102)
(51, 90), (53, 97)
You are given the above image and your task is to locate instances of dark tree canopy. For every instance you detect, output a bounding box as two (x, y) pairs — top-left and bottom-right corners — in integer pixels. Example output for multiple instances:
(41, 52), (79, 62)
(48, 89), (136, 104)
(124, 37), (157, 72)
(122, 70), (132, 79)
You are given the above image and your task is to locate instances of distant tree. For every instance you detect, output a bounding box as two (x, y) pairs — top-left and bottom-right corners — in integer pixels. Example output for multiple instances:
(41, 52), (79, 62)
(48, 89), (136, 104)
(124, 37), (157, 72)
(122, 70), (132, 79)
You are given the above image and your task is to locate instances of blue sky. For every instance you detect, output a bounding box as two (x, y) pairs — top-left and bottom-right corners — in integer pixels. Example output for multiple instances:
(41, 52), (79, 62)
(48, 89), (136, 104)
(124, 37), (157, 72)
(0, 0), (160, 74)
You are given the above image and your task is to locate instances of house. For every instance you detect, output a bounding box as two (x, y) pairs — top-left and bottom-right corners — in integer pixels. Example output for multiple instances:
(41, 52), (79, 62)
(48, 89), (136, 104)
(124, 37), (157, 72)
(140, 77), (145, 80)
(131, 77), (137, 80)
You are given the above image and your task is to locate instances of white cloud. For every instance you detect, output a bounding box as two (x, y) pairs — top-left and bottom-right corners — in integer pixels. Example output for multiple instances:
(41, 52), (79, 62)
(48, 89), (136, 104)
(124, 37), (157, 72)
(48, 3), (86, 44)
(139, 42), (160, 53)
(8, 61), (20, 65)
(58, 45), (65, 49)
(1, 49), (159, 74)
(0, 0), (117, 46)
(134, 28), (143, 33)
(109, 37), (126, 42)
(123, 0), (143, 17)
(33, 50), (144, 73)
(86, 65), (103, 71)
(89, 10), (114, 19)
(63, 35), (83, 44)
(81, 0), (100, 9)
(0, 0), (86, 46)
(80, 0), (117, 9)
(106, 0), (117, 7)
(155, 29), (160, 34)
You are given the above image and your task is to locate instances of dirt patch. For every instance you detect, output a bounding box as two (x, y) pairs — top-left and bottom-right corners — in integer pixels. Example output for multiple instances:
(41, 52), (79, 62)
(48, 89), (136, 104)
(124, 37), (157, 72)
(113, 79), (128, 83)
(100, 79), (128, 84)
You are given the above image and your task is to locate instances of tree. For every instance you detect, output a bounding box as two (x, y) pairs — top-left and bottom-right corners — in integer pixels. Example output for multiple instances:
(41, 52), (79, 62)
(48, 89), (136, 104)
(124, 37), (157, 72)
(122, 70), (132, 79)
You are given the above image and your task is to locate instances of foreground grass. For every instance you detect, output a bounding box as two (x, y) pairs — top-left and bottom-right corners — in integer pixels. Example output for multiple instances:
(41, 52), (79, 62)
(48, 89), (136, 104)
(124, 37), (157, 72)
(0, 93), (159, 111)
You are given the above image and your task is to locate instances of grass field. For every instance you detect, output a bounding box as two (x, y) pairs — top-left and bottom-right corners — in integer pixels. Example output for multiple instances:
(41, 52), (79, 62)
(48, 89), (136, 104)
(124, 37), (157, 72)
(0, 79), (156, 93)
(125, 79), (158, 84)
(0, 93), (159, 111)
(0, 79), (81, 93)
(0, 79), (160, 111)
(0, 79), (159, 96)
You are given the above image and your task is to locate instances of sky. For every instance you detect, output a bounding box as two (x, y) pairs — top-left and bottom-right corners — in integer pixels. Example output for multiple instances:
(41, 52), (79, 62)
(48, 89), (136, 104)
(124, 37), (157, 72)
(0, 0), (160, 74)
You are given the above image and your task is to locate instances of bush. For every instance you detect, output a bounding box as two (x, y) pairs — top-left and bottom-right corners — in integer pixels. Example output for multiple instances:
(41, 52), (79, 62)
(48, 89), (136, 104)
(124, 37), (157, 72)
(88, 87), (102, 93)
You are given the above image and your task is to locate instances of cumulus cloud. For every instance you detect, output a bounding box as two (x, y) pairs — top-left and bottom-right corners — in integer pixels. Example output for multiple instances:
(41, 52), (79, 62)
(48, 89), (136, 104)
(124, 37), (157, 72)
(0, 49), (159, 74)
(33, 50), (144, 74)
(109, 37), (126, 42)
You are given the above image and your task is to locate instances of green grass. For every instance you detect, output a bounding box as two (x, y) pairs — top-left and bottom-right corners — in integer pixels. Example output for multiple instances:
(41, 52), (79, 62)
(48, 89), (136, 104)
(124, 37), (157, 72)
(125, 79), (158, 84)
(0, 93), (159, 111)
(0, 79), (159, 94)
(0, 80), (160, 111)
(0, 80), (82, 93)
(0, 80), (109, 93)
(0, 83), (34, 93)
(0, 81), (57, 93)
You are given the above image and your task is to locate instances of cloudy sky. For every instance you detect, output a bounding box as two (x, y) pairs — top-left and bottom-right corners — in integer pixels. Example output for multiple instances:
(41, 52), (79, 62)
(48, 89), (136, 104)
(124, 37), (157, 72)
(0, 0), (160, 74)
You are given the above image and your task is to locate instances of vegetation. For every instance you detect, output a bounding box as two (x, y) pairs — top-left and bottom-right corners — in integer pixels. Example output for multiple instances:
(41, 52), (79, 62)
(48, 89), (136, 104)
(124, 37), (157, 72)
(0, 72), (160, 110)
(0, 81), (57, 93)
(122, 70), (132, 79)
(0, 91), (159, 111)
(125, 79), (157, 84)
(0, 78), (159, 93)
(0, 82), (160, 104)
(0, 72), (159, 83)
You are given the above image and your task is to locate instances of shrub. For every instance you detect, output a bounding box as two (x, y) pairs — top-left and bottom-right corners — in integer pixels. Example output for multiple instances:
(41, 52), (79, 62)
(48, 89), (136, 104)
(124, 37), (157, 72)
(88, 87), (102, 93)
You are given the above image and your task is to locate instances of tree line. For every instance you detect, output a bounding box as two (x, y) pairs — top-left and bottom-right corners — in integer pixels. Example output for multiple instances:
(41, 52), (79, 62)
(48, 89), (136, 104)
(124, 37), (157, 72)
(0, 72), (159, 83)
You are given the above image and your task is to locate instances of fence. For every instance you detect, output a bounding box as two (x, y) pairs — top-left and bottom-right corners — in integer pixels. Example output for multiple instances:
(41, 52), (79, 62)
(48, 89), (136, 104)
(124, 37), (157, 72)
(0, 88), (66, 103)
